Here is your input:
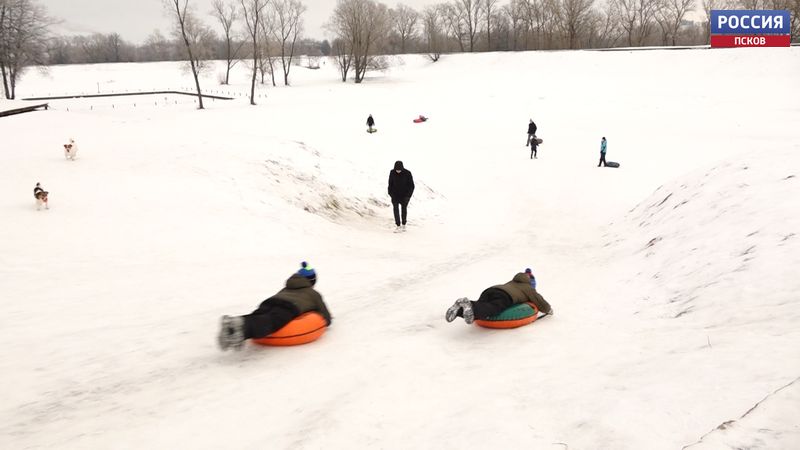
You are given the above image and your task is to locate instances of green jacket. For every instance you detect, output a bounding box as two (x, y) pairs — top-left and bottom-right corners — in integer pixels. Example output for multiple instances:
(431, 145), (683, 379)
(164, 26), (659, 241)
(494, 273), (552, 314)
(269, 274), (332, 325)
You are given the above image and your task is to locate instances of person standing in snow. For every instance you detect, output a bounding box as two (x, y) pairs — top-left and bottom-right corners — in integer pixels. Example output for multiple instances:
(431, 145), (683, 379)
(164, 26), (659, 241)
(218, 262), (332, 351)
(387, 160), (415, 231)
(598, 137), (608, 167)
(445, 270), (552, 324)
(366, 114), (376, 132)
(530, 137), (539, 159)
(526, 119), (538, 147)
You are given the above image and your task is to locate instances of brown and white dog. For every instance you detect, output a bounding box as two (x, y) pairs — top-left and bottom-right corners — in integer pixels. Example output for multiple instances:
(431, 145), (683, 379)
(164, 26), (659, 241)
(64, 138), (78, 160)
(34, 183), (49, 210)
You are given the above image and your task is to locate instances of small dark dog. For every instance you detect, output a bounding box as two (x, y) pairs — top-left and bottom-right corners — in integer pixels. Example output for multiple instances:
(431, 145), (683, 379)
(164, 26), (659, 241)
(34, 183), (49, 210)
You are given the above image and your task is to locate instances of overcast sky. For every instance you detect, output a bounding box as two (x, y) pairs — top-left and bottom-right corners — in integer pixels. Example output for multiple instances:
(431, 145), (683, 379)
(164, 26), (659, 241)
(42, 0), (435, 44)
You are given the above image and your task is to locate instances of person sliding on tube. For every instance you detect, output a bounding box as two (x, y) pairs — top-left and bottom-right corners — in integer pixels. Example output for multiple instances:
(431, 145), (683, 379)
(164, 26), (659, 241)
(218, 262), (332, 351)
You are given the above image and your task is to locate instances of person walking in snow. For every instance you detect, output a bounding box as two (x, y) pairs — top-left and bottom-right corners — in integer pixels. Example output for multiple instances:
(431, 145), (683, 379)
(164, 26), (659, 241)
(387, 160), (415, 231)
(366, 114), (376, 132)
(526, 119), (538, 147)
(445, 269), (552, 324)
(598, 137), (608, 167)
(218, 262), (332, 351)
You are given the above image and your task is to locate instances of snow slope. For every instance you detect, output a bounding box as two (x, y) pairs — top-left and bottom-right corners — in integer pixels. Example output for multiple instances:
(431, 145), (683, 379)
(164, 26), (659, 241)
(1, 48), (799, 449)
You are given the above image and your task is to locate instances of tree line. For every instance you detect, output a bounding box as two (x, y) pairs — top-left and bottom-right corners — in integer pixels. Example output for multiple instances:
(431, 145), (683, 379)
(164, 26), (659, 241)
(2, 0), (798, 100)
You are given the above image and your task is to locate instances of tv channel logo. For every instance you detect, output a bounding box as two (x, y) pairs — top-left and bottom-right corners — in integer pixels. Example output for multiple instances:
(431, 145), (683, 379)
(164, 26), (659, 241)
(710, 10), (792, 47)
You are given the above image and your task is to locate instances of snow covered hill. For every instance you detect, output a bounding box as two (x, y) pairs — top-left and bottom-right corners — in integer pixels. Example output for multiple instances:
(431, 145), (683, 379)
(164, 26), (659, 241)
(1, 48), (799, 449)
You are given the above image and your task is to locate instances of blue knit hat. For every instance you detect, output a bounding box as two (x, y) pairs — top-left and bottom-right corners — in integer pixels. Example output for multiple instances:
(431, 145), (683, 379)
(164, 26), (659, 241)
(525, 268), (536, 289)
(297, 261), (317, 284)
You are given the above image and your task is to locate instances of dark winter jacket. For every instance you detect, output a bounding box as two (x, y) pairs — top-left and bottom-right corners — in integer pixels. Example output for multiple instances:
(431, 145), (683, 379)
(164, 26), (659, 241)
(388, 161), (415, 201)
(528, 121), (537, 135)
(493, 273), (552, 314)
(367, 115), (375, 127)
(266, 274), (332, 325)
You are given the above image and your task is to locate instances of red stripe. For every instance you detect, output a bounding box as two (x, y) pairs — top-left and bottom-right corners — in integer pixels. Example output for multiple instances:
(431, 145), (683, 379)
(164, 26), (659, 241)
(711, 35), (791, 47)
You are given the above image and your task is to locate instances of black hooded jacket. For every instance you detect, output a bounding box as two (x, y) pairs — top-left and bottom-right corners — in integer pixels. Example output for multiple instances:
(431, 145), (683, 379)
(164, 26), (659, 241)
(528, 121), (537, 135)
(367, 115), (375, 127)
(388, 161), (415, 201)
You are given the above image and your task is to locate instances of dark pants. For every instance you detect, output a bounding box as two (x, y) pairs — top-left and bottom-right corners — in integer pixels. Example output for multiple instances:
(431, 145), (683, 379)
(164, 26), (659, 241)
(530, 146), (538, 159)
(243, 300), (299, 339)
(470, 288), (514, 320)
(598, 153), (607, 167)
(392, 198), (409, 226)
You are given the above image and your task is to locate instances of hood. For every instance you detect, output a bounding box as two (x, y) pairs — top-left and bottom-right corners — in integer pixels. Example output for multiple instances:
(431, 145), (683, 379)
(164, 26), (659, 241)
(285, 273), (313, 289)
(512, 273), (530, 284)
(394, 161), (404, 171)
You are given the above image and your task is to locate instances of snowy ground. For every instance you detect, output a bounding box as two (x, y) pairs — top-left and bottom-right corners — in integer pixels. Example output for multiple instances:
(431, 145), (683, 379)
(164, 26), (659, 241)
(1, 48), (799, 449)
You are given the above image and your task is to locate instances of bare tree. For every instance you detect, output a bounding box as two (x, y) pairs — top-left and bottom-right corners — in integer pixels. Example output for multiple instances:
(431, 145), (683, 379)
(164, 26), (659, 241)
(422, 4), (444, 60)
(700, 0), (721, 43)
(331, 37), (352, 81)
(166, 0), (212, 109)
(258, 4), (277, 86)
(441, 3), (467, 51)
(555, 0), (596, 49)
(212, 0), (244, 84)
(329, 0), (390, 83)
(0, 0), (50, 99)
(484, 0), (498, 50)
(455, 0), (483, 51)
(270, 0), (305, 86)
(656, 0), (694, 46)
(501, 0), (525, 51)
(591, 1), (623, 48)
(390, 4), (419, 54)
(239, 0), (268, 104)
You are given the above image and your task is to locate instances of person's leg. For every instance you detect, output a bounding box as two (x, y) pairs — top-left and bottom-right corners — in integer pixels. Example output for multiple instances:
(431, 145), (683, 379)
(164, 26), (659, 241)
(534, 147), (538, 159)
(392, 200), (401, 227)
(601, 153), (607, 166)
(400, 198), (409, 225)
(243, 302), (299, 339)
(470, 288), (514, 320)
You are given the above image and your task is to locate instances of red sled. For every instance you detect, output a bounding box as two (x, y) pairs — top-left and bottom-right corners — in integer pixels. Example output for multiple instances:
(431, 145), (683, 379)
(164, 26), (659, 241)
(413, 116), (428, 123)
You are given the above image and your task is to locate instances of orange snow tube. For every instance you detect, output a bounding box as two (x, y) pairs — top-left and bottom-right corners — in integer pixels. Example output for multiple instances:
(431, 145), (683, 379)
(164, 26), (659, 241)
(252, 312), (328, 346)
(474, 302), (539, 329)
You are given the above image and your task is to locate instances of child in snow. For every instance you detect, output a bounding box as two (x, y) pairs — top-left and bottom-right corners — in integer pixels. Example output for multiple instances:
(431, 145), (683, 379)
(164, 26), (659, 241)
(530, 137), (539, 159)
(598, 137), (607, 167)
(218, 262), (332, 351)
(366, 114), (375, 132)
(445, 270), (552, 324)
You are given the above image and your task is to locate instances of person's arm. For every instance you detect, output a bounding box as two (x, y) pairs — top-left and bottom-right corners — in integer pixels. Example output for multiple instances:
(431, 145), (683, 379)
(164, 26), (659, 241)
(532, 291), (552, 315)
(408, 173), (415, 198)
(388, 173), (394, 197)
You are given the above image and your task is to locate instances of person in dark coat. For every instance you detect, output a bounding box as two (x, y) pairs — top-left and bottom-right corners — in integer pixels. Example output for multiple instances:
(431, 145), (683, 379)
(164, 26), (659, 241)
(526, 119), (537, 146)
(218, 262), (332, 351)
(598, 137), (607, 167)
(367, 114), (375, 132)
(445, 271), (552, 324)
(530, 137), (539, 159)
(387, 160), (415, 231)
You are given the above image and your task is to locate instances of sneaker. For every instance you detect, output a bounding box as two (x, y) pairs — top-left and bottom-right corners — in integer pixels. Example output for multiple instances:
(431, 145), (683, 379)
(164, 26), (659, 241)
(401, 224), (406, 231)
(218, 315), (245, 351)
(460, 298), (475, 324)
(445, 300), (463, 322)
